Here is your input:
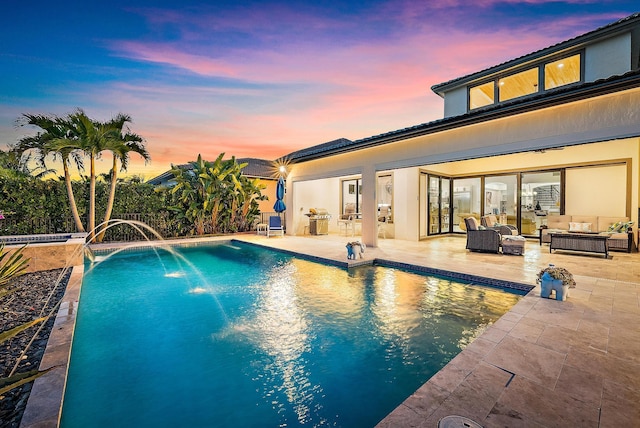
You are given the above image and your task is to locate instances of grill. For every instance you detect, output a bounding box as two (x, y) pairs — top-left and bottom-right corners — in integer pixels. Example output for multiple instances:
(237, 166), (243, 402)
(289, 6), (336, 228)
(306, 208), (331, 235)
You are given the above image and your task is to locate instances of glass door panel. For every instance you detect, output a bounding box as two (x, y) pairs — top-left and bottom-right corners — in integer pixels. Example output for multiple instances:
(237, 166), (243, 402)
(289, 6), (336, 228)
(428, 176), (440, 235)
(419, 174), (427, 238)
(441, 178), (450, 233)
(377, 174), (393, 222)
(341, 178), (362, 216)
(484, 175), (517, 227)
(521, 171), (561, 236)
(452, 178), (481, 232)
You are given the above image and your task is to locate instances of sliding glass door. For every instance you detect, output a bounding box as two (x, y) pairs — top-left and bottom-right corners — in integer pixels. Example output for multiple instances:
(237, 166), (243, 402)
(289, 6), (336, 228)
(520, 171), (562, 236)
(341, 178), (362, 216)
(421, 174), (451, 236)
(484, 175), (517, 227)
(452, 178), (481, 232)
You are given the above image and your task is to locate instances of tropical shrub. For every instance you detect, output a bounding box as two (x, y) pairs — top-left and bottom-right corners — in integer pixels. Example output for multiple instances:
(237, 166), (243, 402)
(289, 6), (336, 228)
(0, 243), (29, 289)
(169, 154), (266, 235)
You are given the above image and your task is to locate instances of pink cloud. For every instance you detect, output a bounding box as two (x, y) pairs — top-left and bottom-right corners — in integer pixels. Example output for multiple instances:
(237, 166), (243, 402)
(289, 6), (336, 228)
(114, 41), (239, 77)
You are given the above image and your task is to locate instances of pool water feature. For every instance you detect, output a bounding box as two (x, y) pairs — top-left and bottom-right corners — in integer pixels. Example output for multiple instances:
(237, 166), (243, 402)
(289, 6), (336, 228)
(61, 241), (522, 427)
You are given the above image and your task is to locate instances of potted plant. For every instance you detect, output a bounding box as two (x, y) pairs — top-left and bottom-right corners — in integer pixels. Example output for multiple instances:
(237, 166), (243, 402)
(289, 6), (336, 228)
(536, 264), (575, 301)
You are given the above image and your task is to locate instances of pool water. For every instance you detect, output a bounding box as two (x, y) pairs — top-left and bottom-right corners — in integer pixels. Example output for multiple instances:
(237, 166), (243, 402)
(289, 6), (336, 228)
(61, 242), (521, 427)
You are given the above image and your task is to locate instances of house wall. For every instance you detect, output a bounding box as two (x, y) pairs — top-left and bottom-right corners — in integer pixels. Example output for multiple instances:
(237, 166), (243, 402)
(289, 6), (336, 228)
(292, 177), (342, 235)
(391, 168), (420, 241)
(443, 86), (467, 118)
(257, 179), (278, 213)
(565, 164), (627, 216)
(585, 32), (632, 82)
(285, 88), (640, 245)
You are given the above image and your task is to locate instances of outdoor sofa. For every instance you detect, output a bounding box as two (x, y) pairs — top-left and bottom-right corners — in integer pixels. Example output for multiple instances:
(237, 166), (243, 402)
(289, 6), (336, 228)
(540, 215), (634, 252)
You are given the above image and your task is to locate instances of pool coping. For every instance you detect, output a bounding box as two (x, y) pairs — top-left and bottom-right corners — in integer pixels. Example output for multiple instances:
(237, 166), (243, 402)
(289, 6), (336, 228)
(20, 264), (84, 428)
(240, 239), (534, 294)
(19, 237), (533, 427)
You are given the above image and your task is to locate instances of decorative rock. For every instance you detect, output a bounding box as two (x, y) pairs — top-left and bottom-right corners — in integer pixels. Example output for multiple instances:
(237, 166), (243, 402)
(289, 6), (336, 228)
(0, 268), (70, 427)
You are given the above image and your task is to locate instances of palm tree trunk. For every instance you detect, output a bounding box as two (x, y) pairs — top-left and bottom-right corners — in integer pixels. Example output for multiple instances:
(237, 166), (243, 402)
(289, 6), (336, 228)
(88, 155), (96, 241)
(95, 158), (118, 242)
(63, 161), (85, 232)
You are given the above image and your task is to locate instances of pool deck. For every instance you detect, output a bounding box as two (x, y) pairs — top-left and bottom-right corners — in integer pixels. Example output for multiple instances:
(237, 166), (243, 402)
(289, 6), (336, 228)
(21, 233), (639, 427)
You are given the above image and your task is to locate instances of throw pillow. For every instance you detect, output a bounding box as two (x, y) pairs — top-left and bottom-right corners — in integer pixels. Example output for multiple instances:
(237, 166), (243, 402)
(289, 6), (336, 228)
(607, 222), (621, 232)
(581, 222), (592, 232)
(569, 222), (582, 232)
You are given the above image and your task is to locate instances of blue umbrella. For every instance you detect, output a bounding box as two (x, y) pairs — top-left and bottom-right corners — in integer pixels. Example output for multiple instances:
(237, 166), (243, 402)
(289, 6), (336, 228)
(273, 176), (286, 213)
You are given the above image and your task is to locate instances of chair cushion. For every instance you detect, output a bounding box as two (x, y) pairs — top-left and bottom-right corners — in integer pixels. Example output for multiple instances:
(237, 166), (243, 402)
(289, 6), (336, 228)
(465, 217), (479, 231)
(481, 215), (498, 227)
(547, 215), (571, 230)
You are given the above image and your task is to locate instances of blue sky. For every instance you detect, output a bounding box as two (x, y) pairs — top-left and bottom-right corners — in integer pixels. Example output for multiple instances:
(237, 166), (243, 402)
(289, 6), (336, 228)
(1, 1), (638, 178)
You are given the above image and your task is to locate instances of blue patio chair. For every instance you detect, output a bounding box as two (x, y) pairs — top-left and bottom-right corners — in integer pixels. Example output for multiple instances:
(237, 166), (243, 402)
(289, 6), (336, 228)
(267, 216), (284, 237)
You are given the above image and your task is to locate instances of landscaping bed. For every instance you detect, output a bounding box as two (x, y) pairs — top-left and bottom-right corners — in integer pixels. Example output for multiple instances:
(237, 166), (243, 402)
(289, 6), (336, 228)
(0, 269), (70, 428)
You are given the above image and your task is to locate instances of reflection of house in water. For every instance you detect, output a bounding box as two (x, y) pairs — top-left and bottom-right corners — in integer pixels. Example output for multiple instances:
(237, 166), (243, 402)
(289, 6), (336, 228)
(278, 13), (640, 246)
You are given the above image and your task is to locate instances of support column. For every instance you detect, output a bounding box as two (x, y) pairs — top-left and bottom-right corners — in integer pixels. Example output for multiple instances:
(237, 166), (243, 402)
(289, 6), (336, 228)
(361, 165), (378, 248)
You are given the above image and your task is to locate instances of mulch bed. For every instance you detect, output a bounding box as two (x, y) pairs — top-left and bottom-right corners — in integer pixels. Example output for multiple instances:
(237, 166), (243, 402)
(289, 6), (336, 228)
(0, 269), (70, 428)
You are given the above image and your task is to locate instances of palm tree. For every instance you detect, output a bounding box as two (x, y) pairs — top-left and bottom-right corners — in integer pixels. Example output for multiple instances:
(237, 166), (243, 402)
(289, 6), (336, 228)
(15, 114), (86, 232)
(95, 114), (149, 242)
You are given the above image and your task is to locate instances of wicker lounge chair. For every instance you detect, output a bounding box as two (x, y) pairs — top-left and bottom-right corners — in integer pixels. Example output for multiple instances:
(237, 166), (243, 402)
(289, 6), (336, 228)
(465, 217), (501, 253)
(481, 215), (519, 236)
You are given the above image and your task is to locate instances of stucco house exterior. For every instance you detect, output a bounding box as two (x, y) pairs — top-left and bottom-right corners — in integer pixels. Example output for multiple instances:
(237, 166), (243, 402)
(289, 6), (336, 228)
(279, 13), (640, 249)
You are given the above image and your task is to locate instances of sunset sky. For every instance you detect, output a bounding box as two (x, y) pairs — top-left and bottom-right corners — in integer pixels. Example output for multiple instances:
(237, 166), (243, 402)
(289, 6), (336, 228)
(1, 1), (638, 179)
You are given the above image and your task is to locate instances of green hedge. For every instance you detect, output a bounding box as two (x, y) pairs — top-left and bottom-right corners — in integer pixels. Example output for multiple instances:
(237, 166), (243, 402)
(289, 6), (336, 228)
(0, 175), (182, 241)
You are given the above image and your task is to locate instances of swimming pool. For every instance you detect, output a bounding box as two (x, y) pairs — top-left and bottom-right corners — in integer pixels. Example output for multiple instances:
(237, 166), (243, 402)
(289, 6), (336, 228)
(60, 241), (522, 427)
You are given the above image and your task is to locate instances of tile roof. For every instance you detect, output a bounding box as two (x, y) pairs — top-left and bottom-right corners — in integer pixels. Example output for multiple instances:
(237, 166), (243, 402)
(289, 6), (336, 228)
(283, 138), (354, 162)
(236, 158), (275, 178)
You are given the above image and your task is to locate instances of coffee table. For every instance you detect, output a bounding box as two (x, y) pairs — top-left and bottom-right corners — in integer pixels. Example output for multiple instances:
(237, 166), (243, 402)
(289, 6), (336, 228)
(549, 232), (609, 258)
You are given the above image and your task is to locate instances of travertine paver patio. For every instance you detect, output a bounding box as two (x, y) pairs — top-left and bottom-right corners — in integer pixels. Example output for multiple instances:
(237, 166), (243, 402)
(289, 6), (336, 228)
(238, 233), (640, 427)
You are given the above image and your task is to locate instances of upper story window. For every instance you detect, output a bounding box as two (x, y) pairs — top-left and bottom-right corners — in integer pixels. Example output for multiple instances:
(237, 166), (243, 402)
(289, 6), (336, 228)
(544, 53), (580, 90)
(468, 52), (582, 111)
(469, 82), (494, 109)
(498, 67), (539, 102)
